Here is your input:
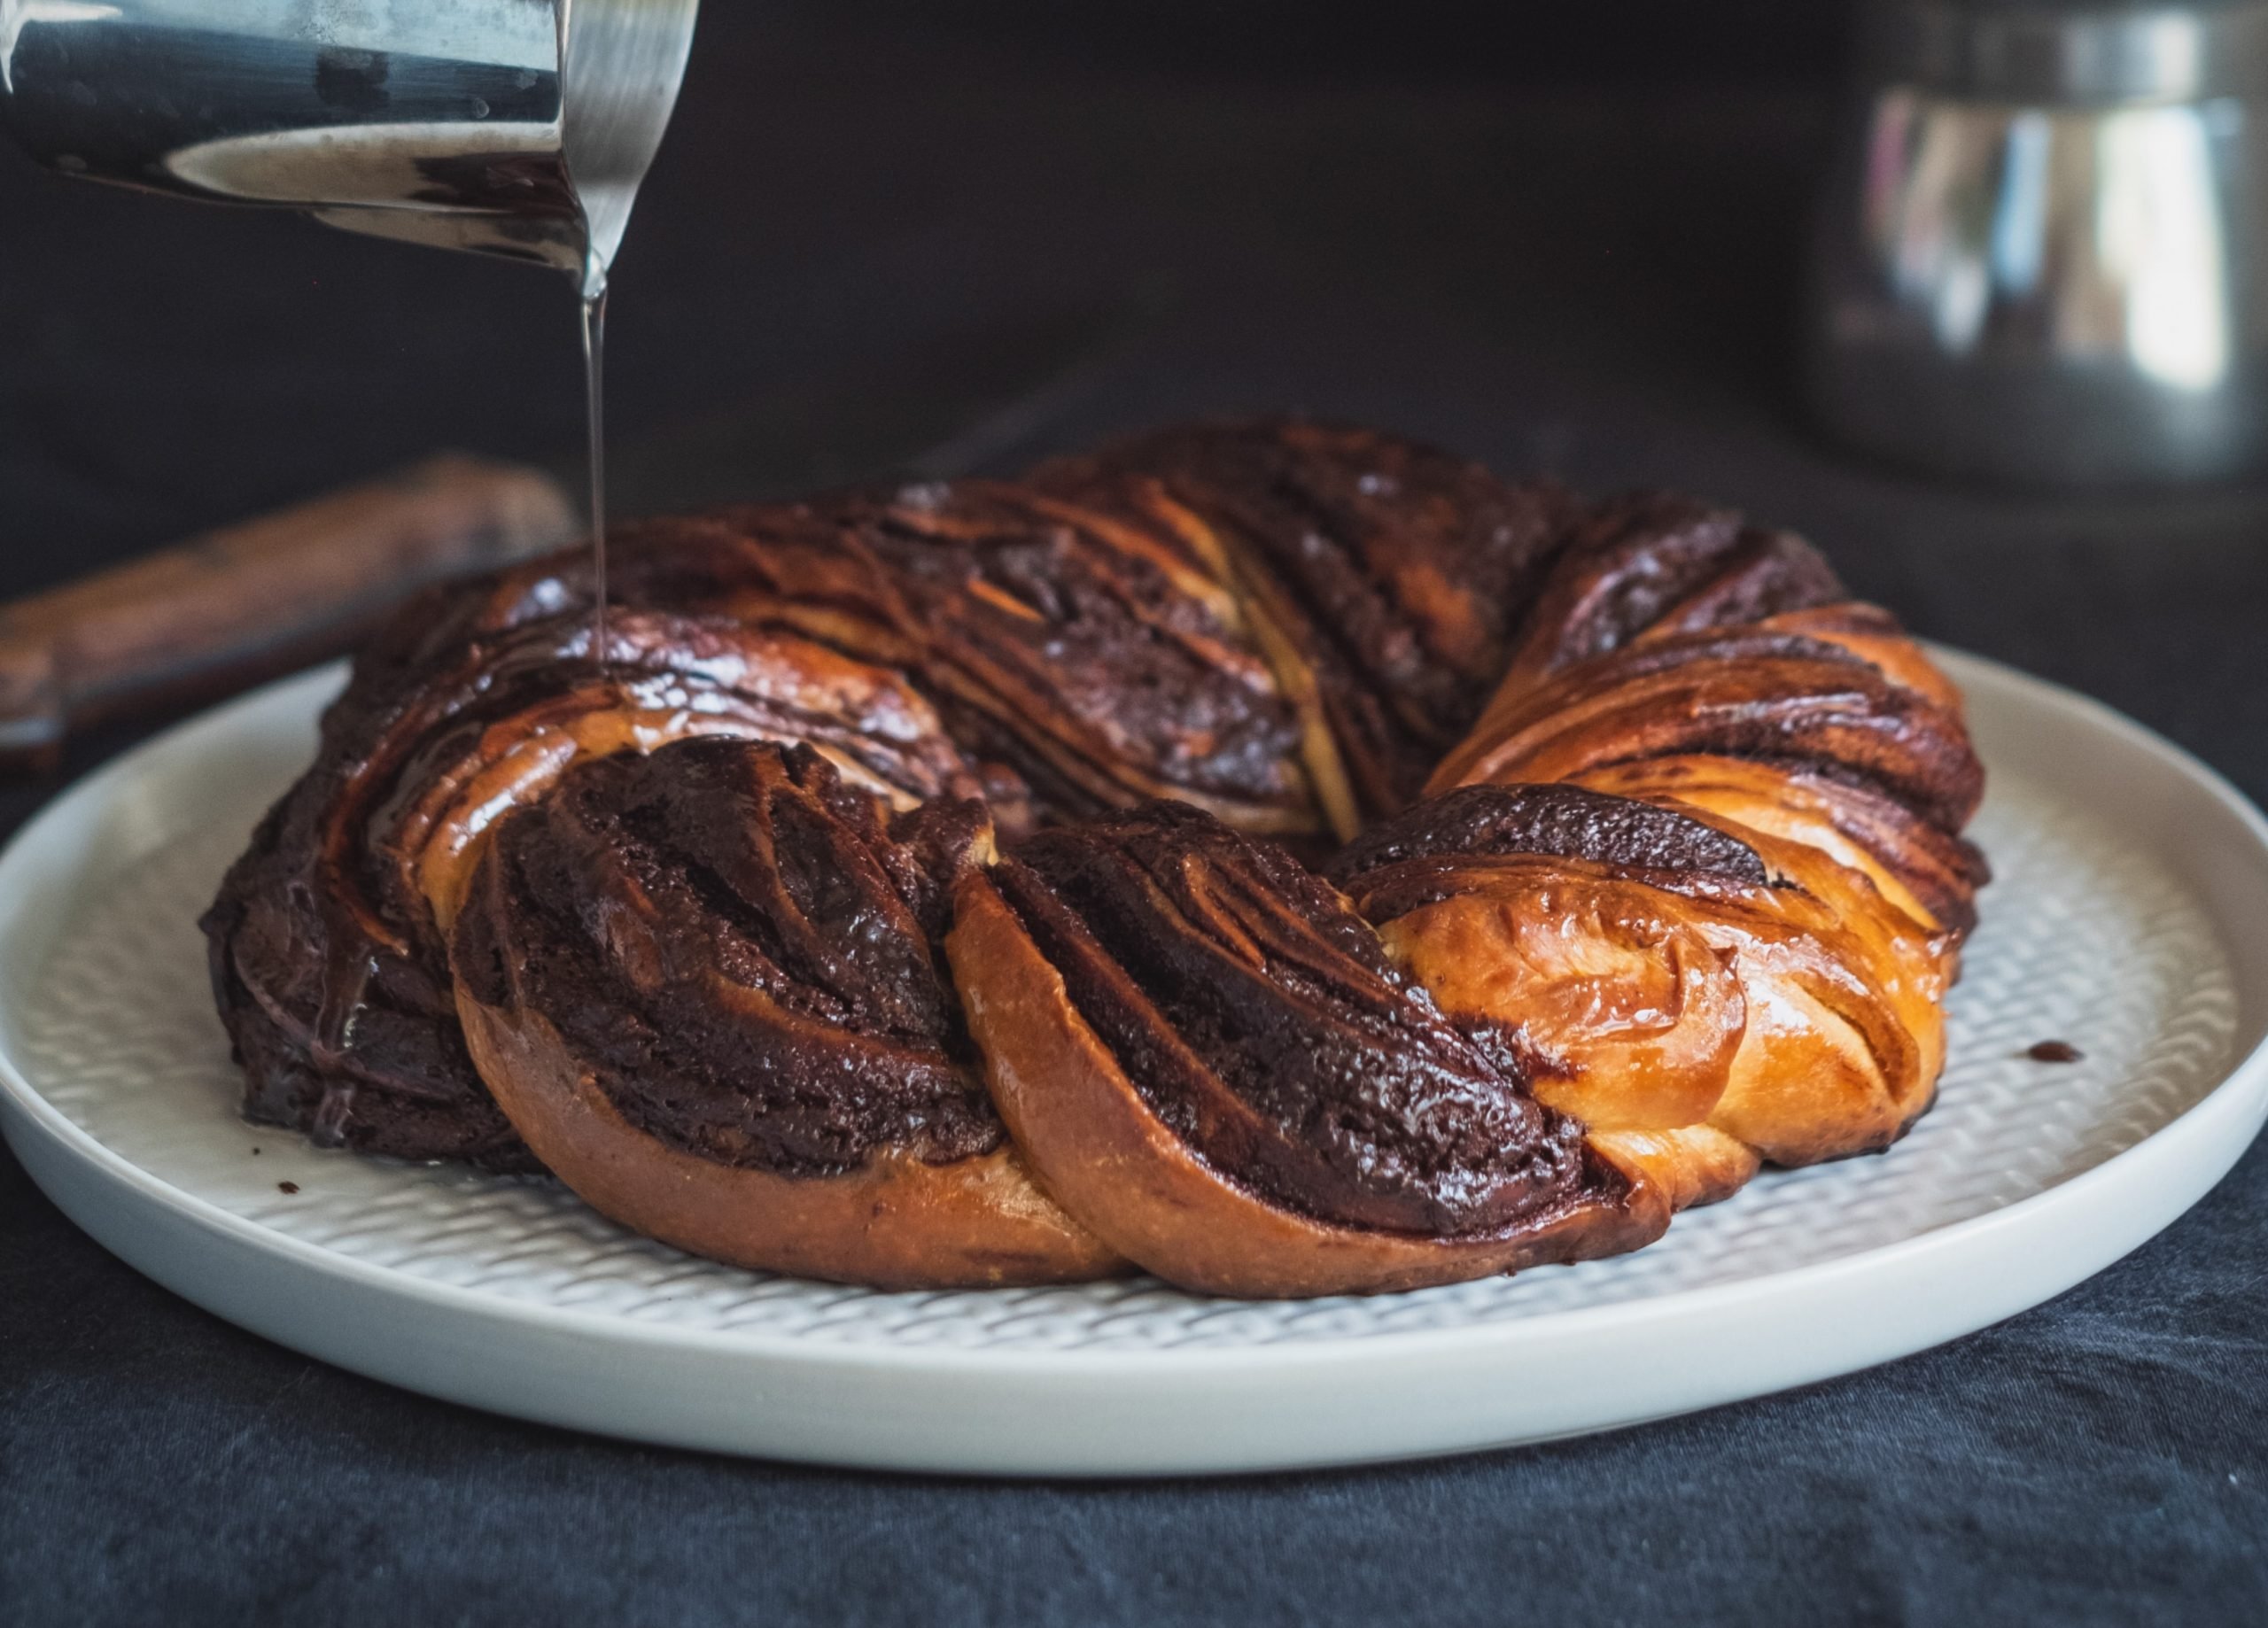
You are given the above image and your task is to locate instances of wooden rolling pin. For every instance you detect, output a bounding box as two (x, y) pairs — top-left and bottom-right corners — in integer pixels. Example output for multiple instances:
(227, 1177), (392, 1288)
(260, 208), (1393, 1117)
(0, 455), (579, 771)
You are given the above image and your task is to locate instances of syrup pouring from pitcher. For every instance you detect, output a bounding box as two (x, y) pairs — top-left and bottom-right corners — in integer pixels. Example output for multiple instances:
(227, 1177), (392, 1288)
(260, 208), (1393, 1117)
(0, 0), (702, 654)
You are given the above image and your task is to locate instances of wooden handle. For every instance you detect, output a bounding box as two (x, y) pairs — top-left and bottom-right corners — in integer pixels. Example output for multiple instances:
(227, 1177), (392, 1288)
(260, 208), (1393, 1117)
(0, 454), (579, 771)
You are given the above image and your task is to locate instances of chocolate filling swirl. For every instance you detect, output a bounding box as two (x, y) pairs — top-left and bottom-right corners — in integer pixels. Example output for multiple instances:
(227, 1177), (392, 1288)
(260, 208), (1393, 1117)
(453, 740), (1006, 1176)
(201, 606), (992, 1170)
(1034, 419), (1586, 816)
(987, 802), (1591, 1236)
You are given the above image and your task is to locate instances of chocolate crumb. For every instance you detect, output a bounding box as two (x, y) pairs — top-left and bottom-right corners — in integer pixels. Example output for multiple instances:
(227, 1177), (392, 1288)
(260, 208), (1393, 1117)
(2025, 1041), (2083, 1064)
(277, 1181), (300, 1195)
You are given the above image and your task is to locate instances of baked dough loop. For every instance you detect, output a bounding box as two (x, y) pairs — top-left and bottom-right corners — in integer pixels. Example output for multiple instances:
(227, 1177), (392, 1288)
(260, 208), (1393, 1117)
(206, 419), (1984, 1294)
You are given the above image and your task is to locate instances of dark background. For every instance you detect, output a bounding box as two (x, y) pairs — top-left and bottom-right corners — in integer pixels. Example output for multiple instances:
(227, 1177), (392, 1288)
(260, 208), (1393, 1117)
(4, 4), (2266, 1624)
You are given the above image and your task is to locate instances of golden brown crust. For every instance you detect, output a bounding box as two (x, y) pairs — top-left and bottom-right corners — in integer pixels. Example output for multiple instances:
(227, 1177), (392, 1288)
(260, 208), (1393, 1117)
(458, 987), (1124, 1289)
(1367, 861), (1751, 1135)
(1340, 541), (1982, 1196)
(1587, 1125), (1761, 1213)
(1350, 772), (1955, 1177)
(1359, 824), (1949, 1170)
(946, 872), (1666, 1297)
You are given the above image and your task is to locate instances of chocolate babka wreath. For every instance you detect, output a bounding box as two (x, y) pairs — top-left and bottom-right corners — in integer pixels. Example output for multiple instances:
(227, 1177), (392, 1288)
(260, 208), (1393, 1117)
(202, 419), (1988, 1297)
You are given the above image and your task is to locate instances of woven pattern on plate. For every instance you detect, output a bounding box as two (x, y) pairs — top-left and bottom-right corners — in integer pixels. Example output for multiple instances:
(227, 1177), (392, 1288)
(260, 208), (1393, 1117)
(20, 773), (2240, 1351)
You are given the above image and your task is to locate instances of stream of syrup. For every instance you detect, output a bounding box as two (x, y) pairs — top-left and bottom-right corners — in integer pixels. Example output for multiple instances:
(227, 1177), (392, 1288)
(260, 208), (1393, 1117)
(580, 280), (610, 669)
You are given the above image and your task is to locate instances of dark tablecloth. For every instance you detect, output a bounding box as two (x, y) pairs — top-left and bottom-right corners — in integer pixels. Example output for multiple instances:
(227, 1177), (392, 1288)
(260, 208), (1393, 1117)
(4, 13), (2264, 1624)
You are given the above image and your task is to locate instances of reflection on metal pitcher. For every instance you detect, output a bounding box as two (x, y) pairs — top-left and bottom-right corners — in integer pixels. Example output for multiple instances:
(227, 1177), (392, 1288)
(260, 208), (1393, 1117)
(0, 0), (699, 296)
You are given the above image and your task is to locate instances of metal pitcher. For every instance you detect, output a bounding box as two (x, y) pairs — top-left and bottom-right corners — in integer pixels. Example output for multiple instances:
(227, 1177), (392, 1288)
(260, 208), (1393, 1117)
(0, 0), (699, 296)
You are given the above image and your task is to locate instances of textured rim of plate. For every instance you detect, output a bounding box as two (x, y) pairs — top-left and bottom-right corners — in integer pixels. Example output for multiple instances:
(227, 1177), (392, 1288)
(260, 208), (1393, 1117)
(2, 647), (2265, 1477)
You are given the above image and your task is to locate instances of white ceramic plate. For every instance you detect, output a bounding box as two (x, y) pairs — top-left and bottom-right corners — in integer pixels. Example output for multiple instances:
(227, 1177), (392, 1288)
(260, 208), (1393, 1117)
(3, 650), (2265, 1477)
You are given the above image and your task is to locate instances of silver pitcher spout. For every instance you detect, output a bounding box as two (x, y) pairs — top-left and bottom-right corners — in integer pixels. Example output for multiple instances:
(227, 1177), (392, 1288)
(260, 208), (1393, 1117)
(0, 0), (699, 296)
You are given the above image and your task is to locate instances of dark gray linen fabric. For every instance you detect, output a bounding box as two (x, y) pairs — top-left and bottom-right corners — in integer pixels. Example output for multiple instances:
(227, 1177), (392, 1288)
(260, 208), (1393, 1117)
(3, 12), (2264, 1624)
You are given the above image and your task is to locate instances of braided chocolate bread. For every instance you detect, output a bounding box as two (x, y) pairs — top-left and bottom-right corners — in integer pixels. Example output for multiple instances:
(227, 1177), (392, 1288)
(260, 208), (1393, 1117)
(203, 419), (1985, 1296)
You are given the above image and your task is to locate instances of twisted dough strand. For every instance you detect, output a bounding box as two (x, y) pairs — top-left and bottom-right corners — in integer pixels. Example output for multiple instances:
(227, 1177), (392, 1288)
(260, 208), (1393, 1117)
(1352, 504), (1986, 1209)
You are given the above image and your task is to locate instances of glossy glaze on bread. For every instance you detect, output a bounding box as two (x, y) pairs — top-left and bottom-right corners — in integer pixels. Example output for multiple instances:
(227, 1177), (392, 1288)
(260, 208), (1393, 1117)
(203, 418), (1984, 1296)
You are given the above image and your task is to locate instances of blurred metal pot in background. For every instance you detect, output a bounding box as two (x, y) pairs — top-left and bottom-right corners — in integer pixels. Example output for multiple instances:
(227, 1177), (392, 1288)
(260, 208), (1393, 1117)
(1804, 1), (2268, 485)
